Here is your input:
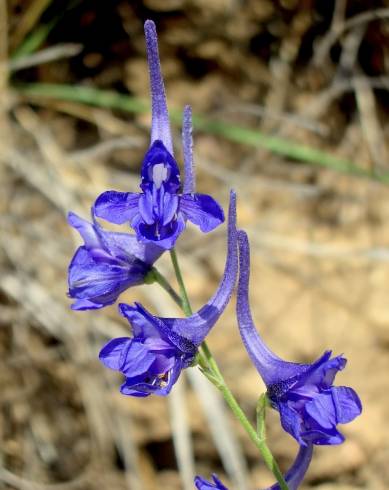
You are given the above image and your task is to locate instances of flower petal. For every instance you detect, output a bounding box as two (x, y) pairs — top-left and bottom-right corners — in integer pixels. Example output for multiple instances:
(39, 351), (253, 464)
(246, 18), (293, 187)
(120, 342), (156, 377)
(180, 193), (224, 233)
(99, 337), (156, 378)
(135, 214), (186, 250)
(124, 303), (197, 356)
(138, 192), (155, 225)
(302, 426), (345, 446)
(140, 140), (180, 192)
(278, 402), (305, 446)
(144, 20), (173, 154)
(94, 191), (139, 225)
(99, 337), (133, 370)
(70, 298), (105, 310)
(120, 357), (184, 397)
(332, 386), (362, 424)
(68, 212), (101, 249)
(119, 303), (161, 339)
(68, 247), (147, 308)
(296, 354), (345, 391)
(182, 105), (195, 194)
(120, 382), (150, 398)
(305, 391), (337, 429)
(99, 229), (164, 265)
(162, 191), (179, 226)
(195, 474), (229, 490)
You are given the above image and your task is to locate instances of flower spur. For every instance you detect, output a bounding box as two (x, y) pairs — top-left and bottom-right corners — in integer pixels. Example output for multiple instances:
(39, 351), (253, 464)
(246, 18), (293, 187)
(94, 20), (224, 249)
(99, 191), (238, 396)
(236, 231), (362, 447)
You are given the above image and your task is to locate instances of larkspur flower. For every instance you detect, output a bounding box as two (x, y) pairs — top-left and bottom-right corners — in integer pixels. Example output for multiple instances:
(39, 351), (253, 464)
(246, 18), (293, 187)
(94, 20), (224, 249)
(195, 444), (313, 490)
(236, 231), (362, 447)
(195, 474), (228, 490)
(99, 191), (237, 396)
(67, 211), (163, 310)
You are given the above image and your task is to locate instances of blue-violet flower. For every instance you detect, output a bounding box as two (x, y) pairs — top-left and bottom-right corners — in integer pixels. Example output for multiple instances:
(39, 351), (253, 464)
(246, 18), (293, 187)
(195, 444), (313, 490)
(68, 211), (163, 310)
(94, 20), (224, 249)
(195, 474), (228, 490)
(237, 231), (362, 446)
(99, 191), (237, 396)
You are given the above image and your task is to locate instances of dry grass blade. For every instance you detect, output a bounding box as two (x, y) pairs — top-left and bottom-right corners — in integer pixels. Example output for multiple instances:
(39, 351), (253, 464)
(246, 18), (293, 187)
(187, 369), (248, 490)
(14, 95), (137, 135)
(141, 286), (196, 489)
(69, 136), (143, 162)
(9, 43), (83, 71)
(0, 465), (90, 490)
(0, 0), (10, 144)
(354, 75), (389, 171)
(168, 376), (196, 490)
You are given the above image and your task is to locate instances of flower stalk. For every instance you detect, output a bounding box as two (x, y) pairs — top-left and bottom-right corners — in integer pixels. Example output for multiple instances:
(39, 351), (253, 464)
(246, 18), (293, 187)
(167, 247), (289, 490)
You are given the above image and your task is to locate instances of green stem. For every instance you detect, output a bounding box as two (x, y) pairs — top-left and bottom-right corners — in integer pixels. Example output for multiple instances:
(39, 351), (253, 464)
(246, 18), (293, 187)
(169, 249), (221, 374)
(257, 394), (289, 488)
(149, 267), (183, 309)
(169, 249), (193, 316)
(218, 384), (288, 490)
(168, 247), (289, 490)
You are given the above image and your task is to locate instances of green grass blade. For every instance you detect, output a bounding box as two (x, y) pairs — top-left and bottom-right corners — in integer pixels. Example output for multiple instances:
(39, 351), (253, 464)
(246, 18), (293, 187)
(14, 82), (388, 184)
(12, 18), (57, 59)
(12, 0), (82, 59)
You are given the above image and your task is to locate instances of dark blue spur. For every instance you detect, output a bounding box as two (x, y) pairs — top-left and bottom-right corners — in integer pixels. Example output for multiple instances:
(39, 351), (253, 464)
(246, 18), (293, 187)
(236, 231), (362, 447)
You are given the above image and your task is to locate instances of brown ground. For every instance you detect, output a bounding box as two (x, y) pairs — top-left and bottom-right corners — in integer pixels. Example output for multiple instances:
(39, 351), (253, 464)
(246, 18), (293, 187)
(1, 1), (389, 489)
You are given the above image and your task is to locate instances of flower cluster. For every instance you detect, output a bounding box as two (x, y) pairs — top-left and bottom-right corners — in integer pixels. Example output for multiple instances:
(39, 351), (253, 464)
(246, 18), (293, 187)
(99, 191), (237, 396)
(68, 19), (362, 490)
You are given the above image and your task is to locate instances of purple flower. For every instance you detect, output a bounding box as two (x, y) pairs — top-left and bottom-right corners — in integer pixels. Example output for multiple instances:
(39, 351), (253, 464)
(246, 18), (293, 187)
(237, 231), (362, 446)
(195, 474), (228, 490)
(195, 444), (313, 490)
(67, 211), (163, 310)
(99, 191), (237, 396)
(94, 21), (224, 249)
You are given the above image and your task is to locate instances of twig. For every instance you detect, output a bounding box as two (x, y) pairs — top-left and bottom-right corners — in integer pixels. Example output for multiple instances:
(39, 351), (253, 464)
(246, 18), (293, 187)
(314, 7), (389, 65)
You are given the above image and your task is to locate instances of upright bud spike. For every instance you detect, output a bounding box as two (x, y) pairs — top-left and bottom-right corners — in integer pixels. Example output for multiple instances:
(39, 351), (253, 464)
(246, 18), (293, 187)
(144, 20), (173, 155)
(182, 105), (195, 194)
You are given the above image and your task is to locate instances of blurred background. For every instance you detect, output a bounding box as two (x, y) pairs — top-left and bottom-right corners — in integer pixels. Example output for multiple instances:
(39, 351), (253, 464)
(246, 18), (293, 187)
(1, 1), (389, 489)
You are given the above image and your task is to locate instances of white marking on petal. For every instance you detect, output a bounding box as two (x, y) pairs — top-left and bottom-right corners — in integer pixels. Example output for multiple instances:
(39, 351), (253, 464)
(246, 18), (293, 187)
(152, 163), (168, 189)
